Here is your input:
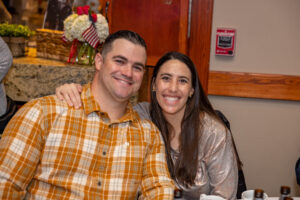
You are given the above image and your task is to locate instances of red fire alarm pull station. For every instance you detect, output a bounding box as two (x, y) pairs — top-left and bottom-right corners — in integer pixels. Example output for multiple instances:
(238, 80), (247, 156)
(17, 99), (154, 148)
(215, 28), (236, 56)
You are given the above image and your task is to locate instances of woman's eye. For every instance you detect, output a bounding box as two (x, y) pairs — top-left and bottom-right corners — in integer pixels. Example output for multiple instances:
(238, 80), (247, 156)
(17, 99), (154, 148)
(179, 79), (188, 83)
(161, 76), (170, 81)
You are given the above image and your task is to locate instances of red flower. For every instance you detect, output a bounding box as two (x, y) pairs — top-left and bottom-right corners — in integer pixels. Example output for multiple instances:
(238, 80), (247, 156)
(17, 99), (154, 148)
(91, 13), (97, 23)
(77, 5), (90, 15)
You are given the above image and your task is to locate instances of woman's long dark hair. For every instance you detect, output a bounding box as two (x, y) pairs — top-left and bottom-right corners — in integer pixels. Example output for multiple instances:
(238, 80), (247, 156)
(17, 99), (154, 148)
(150, 51), (217, 186)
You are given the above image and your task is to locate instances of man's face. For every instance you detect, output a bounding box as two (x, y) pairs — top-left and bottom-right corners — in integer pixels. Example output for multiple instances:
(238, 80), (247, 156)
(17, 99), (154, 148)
(96, 39), (147, 103)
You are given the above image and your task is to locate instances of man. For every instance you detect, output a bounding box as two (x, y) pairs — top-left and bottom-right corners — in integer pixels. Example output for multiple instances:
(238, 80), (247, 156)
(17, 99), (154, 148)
(0, 0), (12, 23)
(0, 30), (174, 199)
(43, 0), (73, 30)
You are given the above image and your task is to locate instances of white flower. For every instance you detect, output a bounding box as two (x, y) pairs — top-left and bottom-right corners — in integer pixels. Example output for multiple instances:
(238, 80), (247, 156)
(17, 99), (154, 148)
(95, 14), (109, 43)
(63, 11), (109, 45)
(63, 14), (78, 41)
(71, 15), (92, 42)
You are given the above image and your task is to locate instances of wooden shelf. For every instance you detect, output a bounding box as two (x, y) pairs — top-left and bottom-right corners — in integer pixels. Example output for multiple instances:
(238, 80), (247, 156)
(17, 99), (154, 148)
(208, 71), (300, 101)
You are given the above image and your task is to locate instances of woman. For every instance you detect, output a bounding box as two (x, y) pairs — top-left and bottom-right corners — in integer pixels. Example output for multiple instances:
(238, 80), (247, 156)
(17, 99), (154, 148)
(56, 51), (238, 200)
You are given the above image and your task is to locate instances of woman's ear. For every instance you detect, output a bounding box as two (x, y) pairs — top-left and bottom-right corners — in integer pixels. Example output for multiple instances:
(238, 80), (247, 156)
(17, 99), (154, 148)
(95, 53), (103, 70)
(189, 88), (194, 98)
(152, 79), (156, 92)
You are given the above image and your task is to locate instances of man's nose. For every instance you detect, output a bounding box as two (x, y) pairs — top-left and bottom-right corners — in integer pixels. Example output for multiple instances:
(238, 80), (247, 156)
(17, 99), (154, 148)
(121, 64), (133, 78)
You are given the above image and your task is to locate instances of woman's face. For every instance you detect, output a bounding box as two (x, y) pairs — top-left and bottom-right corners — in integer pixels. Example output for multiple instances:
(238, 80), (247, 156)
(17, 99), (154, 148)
(153, 59), (194, 116)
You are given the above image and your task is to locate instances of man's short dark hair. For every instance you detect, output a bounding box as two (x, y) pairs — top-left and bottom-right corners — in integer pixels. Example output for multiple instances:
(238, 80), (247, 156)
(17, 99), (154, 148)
(101, 30), (147, 58)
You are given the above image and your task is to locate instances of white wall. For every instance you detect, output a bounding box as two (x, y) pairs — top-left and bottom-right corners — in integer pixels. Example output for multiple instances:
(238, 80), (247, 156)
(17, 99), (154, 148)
(209, 0), (300, 197)
(210, 0), (300, 75)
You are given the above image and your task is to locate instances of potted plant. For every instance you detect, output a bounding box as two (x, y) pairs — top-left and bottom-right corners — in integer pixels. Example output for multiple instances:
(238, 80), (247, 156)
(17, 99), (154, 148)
(0, 23), (35, 57)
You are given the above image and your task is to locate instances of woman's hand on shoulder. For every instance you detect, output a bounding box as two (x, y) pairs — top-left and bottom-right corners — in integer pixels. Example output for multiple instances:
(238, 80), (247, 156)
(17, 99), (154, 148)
(56, 83), (83, 108)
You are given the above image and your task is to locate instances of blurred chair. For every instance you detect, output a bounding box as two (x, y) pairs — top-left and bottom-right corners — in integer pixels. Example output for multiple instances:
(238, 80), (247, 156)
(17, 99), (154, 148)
(0, 96), (17, 137)
(215, 110), (247, 199)
(296, 157), (300, 185)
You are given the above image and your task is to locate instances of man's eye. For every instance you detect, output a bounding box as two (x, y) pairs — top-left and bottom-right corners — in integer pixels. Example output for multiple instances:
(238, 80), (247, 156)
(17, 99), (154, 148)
(115, 60), (125, 64)
(133, 65), (143, 72)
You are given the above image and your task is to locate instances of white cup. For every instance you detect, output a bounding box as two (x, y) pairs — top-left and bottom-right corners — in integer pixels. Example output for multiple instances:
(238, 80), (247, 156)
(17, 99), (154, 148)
(200, 194), (225, 200)
(241, 190), (268, 200)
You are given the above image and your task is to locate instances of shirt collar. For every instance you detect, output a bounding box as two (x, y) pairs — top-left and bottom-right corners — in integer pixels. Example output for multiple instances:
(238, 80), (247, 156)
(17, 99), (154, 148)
(82, 83), (101, 115)
(81, 83), (140, 124)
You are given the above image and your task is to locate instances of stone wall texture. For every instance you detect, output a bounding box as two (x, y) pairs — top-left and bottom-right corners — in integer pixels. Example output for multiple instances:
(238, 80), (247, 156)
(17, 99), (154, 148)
(4, 57), (95, 102)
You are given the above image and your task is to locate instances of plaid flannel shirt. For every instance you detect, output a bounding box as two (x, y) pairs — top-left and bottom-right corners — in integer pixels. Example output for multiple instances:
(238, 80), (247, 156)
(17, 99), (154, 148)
(0, 84), (174, 199)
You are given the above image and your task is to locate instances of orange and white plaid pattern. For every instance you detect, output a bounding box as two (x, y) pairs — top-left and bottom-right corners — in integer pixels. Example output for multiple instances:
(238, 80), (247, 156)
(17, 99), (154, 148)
(0, 84), (174, 199)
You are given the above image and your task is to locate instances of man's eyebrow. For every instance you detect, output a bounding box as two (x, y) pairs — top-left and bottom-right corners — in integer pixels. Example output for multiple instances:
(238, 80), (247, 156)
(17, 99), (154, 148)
(113, 55), (145, 69)
(112, 55), (128, 61)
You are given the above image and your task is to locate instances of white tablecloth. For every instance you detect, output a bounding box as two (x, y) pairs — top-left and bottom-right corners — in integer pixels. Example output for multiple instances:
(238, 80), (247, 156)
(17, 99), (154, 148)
(268, 198), (300, 200)
(238, 198), (300, 200)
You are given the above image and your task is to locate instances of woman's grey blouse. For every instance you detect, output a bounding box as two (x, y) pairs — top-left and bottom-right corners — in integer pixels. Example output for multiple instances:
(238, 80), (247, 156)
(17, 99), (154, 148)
(134, 102), (238, 200)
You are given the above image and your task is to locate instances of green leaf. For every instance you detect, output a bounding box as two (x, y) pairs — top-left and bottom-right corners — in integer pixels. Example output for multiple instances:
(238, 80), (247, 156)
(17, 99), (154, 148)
(0, 23), (35, 38)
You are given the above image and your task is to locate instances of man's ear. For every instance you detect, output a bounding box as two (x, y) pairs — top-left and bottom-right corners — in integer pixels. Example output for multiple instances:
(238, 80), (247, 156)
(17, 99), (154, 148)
(95, 53), (103, 70)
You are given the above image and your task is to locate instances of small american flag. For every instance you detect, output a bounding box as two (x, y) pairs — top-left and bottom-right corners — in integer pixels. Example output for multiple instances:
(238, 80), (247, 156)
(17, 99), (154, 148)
(62, 33), (68, 43)
(82, 25), (100, 48)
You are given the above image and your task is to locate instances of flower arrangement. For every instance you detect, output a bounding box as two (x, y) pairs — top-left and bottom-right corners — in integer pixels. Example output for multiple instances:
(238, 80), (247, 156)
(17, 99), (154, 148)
(63, 5), (109, 65)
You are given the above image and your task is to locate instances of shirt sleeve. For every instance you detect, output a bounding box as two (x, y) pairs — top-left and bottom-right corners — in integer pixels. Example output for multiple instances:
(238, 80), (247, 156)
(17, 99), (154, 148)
(0, 37), (13, 81)
(139, 122), (174, 199)
(0, 99), (45, 198)
(204, 123), (238, 200)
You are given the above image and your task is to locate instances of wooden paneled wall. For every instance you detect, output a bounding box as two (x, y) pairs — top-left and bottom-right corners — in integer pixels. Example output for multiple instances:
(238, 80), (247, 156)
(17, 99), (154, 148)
(189, 0), (214, 93)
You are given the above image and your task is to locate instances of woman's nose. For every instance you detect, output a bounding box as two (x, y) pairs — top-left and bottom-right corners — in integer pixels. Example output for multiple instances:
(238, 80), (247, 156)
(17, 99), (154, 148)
(169, 80), (178, 92)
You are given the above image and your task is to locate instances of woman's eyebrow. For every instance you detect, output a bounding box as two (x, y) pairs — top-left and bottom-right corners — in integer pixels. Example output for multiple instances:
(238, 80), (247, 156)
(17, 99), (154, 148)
(159, 73), (190, 80)
(159, 73), (171, 76)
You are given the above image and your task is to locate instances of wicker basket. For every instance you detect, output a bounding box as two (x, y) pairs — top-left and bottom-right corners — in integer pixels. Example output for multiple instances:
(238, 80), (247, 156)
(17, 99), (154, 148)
(36, 29), (71, 62)
(2, 36), (26, 57)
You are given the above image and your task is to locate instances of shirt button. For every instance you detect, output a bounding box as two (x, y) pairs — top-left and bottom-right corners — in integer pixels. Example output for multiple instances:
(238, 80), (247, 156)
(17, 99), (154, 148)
(102, 151), (106, 156)
(98, 181), (101, 186)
